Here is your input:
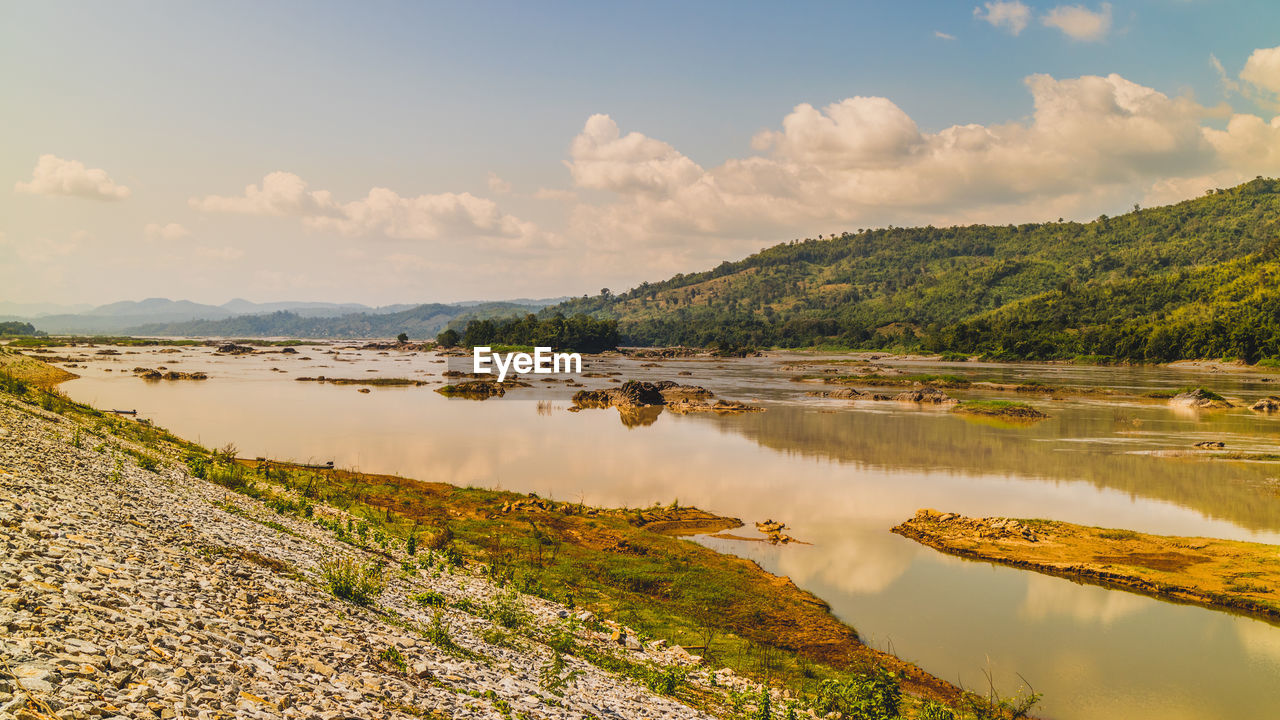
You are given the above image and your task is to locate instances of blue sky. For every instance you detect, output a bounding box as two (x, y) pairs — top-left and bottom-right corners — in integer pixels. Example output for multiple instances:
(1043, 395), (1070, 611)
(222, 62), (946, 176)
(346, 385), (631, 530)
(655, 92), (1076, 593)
(4, 1), (1280, 306)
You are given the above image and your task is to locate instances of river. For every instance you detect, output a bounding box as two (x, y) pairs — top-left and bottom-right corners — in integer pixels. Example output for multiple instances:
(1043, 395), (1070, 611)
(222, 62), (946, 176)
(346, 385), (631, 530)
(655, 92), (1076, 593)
(54, 344), (1280, 720)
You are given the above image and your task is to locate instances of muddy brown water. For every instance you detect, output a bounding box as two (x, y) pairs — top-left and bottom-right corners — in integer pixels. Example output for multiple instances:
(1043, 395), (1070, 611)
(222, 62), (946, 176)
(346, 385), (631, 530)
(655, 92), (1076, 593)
(56, 346), (1280, 720)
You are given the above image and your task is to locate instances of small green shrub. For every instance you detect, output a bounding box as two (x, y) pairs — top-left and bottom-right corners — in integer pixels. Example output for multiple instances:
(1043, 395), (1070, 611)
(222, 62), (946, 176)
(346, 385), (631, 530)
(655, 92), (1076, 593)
(490, 587), (530, 629)
(378, 645), (408, 672)
(411, 590), (446, 608)
(481, 626), (512, 647)
(208, 463), (248, 491)
(958, 682), (1041, 720)
(184, 453), (208, 478)
(643, 664), (686, 695)
(538, 652), (582, 696)
(919, 700), (955, 719)
(423, 611), (468, 657)
(321, 557), (384, 606)
(1097, 529), (1140, 541)
(815, 668), (901, 719)
(753, 686), (771, 720)
(546, 620), (579, 654)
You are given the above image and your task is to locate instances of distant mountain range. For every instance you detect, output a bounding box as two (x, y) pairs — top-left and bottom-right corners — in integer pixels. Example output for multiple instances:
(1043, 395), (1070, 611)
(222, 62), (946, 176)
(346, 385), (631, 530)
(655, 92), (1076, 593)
(1, 297), (568, 337)
(126, 302), (551, 339)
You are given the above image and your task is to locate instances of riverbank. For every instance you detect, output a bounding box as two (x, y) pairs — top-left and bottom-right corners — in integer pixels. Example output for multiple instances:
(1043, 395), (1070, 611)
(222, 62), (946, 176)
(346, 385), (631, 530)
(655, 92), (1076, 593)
(0, 349), (78, 387)
(893, 510), (1280, 623)
(0, 349), (987, 718)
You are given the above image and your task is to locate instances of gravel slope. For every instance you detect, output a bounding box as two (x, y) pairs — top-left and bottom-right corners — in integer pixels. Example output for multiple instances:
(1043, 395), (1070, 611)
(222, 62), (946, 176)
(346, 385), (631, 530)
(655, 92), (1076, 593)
(0, 398), (754, 720)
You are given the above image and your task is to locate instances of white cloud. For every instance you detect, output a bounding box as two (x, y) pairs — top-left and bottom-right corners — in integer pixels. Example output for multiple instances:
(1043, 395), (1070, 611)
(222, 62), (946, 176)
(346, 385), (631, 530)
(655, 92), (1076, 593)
(144, 222), (190, 241)
(189, 171), (336, 216)
(564, 69), (1279, 258)
(487, 172), (512, 194)
(568, 114), (704, 195)
(193, 172), (547, 249)
(935, 31), (956, 40)
(14, 154), (131, 201)
(1142, 170), (1246, 208)
(974, 1), (1031, 35)
(309, 188), (541, 246)
(1042, 3), (1113, 42)
(1203, 113), (1280, 171)
(1240, 45), (1280, 99)
(754, 96), (926, 169)
(1210, 54), (1242, 96)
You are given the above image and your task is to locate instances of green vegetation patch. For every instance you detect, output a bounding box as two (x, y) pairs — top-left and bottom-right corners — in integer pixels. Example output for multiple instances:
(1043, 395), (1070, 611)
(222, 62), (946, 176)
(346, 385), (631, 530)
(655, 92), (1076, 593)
(437, 313), (618, 353)
(6, 335), (202, 348)
(952, 400), (1048, 420)
(295, 376), (429, 386)
(829, 373), (972, 388)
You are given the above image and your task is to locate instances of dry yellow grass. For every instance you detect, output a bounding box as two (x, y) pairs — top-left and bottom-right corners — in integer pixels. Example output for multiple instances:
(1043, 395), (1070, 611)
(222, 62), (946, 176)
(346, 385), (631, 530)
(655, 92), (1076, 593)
(0, 348), (78, 386)
(895, 509), (1280, 621)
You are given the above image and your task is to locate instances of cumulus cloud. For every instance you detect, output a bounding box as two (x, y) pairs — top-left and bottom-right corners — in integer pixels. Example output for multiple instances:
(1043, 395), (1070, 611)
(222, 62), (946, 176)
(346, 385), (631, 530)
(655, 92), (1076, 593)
(144, 222), (190, 241)
(568, 114), (704, 195)
(1042, 3), (1113, 42)
(192, 172), (546, 249)
(935, 31), (956, 40)
(565, 68), (1280, 255)
(974, 1), (1031, 35)
(1203, 113), (1280, 171)
(15, 154), (131, 201)
(487, 172), (512, 194)
(1240, 45), (1280, 101)
(309, 188), (540, 245)
(754, 96), (926, 169)
(189, 171), (336, 216)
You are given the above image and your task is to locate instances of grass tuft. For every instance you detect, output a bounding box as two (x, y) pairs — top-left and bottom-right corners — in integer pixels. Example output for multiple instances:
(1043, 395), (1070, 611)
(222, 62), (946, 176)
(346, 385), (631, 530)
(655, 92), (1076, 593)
(321, 557), (385, 605)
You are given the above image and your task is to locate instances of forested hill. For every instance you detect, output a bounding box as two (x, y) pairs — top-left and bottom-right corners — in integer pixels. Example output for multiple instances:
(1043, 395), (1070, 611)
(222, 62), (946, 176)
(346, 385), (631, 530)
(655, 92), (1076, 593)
(127, 302), (542, 339)
(548, 177), (1280, 362)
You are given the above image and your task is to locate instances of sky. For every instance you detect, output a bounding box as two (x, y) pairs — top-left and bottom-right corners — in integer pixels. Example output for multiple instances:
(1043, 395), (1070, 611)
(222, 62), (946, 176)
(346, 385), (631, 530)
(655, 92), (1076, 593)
(4, 0), (1280, 308)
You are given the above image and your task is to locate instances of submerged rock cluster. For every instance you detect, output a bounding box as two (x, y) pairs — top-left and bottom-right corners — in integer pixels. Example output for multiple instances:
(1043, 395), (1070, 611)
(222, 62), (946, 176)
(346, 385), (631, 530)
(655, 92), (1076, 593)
(907, 508), (1040, 543)
(1170, 388), (1232, 409)
(571, 380), (762, 415)
(131, 367), (209, 381)
(806, 386), (957, 404)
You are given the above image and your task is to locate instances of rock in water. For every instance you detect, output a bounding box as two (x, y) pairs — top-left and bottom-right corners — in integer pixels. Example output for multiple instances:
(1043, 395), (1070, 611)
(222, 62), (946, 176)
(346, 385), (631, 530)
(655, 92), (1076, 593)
(1170, 388), (1232, 409)
(893, 387), (957, 404)
(1251, 396), (1280, 412)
